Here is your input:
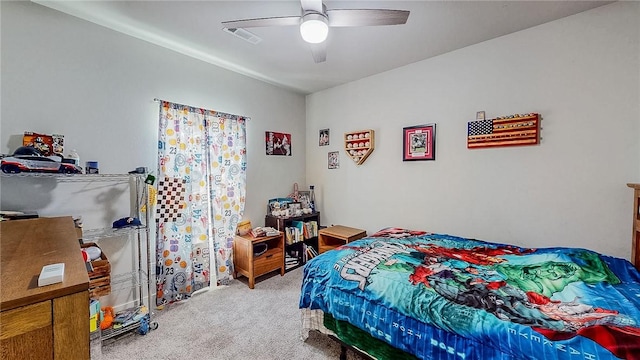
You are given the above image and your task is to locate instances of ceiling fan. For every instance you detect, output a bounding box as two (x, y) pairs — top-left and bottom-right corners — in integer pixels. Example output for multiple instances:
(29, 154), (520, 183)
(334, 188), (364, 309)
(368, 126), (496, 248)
(222, 0), (410, 63)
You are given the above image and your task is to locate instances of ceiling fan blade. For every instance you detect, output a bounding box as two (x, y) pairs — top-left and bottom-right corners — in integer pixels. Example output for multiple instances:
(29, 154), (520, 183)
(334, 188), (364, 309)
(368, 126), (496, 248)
(326, 9), (409, 27)
(300, 0), (324, 14)
(309, 42), (327, 63)
(222, 16), (300, 29)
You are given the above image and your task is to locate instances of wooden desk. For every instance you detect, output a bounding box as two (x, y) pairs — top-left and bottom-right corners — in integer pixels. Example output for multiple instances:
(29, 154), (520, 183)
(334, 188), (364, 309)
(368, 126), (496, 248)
(233, 232), (284, 289)
(1, 217), (90, 359)
(318, 225), (367, 254)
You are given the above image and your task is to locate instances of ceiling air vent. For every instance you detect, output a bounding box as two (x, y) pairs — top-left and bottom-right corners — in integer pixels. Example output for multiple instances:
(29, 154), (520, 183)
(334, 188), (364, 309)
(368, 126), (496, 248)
(222, 27), (262, 45)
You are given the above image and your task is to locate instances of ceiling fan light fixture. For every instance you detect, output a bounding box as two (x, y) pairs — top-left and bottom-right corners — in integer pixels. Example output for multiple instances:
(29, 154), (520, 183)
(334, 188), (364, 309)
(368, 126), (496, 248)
(300, 13), (329, 44)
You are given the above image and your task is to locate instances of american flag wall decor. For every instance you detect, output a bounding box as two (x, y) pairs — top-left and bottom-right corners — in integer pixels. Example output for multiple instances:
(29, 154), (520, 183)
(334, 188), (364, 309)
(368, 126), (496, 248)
(467, 113), (540, 149)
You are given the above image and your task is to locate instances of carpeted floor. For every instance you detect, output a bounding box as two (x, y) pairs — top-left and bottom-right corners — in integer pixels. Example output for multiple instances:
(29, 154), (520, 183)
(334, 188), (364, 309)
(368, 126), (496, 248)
(94, 267), (365, 360)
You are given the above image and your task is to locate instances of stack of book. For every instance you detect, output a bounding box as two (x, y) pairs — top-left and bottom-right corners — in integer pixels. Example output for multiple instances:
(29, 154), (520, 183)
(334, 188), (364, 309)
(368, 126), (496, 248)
(285, 253), (300, 270)
(305, 245), (319, 260)
(250, 227), (279, 238)
(284, 221), (318, 244)
(304, 221), (318, 238)
(284, 226), (301, 244)
(251, 227), (266, 237)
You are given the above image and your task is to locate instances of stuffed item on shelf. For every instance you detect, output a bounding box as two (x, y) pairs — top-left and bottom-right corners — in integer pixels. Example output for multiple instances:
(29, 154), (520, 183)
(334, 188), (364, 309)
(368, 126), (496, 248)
(100, 306), (114, 330)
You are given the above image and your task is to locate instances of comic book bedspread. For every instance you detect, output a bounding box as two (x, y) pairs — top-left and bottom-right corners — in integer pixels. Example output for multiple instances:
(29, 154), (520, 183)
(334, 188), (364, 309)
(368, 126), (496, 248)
(299, 228), (640, 360)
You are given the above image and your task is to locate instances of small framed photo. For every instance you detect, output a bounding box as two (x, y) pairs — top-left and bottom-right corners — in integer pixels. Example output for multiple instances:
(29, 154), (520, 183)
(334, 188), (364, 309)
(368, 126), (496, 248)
(288, 202), (303, 216)
(476, 111), (485, 121)
(288, 202), (301, 210)
(319, 128), (330, 146)
(297, 191), (311, 209)
(328, 151), (339, 169)
(403, 124), (436, 161)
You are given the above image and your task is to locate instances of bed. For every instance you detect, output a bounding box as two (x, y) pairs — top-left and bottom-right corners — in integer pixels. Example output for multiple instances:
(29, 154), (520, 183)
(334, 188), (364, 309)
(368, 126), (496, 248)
(299, 228), (640, 360)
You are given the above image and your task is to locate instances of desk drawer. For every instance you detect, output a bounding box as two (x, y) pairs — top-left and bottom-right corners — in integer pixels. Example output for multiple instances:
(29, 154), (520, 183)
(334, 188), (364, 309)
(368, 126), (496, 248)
(254, 249), (283, 275)
(1, 301), (53, 359)
(0, 301), (52, 339)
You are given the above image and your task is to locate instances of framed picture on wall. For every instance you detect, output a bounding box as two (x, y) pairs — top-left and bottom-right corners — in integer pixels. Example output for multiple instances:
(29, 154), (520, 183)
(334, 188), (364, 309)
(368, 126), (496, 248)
(328, 151), (339, 169)
(319, 129), (330, 146)
(265, 131), (291, 156)
(402, 124), (436, 161)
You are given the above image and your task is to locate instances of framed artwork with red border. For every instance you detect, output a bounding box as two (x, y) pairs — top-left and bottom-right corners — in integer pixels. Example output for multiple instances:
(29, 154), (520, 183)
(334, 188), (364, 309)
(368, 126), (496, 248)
(265, 131), (292, 156)
(403, 124), (436, 161)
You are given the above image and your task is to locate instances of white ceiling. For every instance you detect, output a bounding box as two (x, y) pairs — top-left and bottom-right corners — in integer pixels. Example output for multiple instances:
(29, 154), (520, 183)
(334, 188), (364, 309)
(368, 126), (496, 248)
(33, 0), (613, 95)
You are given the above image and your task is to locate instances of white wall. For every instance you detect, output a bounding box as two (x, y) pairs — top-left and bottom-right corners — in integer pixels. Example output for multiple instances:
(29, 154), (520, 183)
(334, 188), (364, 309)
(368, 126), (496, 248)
(0, 1), (307, 229)
(0, 1), (306, 307)
(2, 2), (638, 293)
(306, 2), (640, 260)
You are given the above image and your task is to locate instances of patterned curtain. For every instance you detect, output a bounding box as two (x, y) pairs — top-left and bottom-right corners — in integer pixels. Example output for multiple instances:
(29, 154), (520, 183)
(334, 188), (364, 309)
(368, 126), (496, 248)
(205, 112), (247, 285)
(156, 101), (247, 305)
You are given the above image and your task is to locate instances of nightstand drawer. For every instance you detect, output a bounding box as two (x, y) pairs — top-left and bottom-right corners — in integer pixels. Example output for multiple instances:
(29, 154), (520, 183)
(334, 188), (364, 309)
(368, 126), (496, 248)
(254, 249), (283, 275)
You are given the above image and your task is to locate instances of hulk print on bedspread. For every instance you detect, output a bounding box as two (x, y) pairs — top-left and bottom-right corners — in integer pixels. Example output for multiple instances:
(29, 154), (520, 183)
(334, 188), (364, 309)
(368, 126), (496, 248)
(299, 227), (640, 360)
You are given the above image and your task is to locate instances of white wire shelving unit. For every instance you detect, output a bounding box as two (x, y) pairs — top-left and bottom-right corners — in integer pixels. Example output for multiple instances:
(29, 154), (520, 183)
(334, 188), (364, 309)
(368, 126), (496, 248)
(85, 174), (158, 343)
(2, 173), (158, 342)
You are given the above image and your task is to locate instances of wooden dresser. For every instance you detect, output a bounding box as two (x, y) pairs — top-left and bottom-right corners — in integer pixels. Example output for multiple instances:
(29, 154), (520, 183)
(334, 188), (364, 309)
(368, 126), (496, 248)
(1, 217), (90, 359)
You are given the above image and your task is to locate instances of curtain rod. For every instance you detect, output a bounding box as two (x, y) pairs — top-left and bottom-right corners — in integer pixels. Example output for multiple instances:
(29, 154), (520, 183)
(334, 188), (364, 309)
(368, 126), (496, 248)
(153, 98), (249, 120)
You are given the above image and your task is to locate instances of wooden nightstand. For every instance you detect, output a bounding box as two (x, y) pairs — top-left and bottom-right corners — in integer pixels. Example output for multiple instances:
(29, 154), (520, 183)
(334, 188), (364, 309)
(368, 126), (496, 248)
(233, 232), (284, 289)
(318, 225), (367, 254)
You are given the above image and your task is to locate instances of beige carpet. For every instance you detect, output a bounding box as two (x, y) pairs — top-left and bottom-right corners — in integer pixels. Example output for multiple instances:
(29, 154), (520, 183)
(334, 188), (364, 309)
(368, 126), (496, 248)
(94, 267), (365, 360)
